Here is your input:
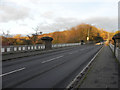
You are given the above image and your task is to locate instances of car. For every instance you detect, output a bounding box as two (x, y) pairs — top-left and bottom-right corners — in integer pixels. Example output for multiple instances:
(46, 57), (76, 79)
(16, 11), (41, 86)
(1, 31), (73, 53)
(95, 42), (101, 45)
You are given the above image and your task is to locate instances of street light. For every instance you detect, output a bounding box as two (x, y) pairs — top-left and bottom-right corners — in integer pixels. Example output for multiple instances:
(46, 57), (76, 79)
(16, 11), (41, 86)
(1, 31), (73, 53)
(87, 24), (95, 43)
(87, 27), (92, 43)
(87, 28), (90, 41)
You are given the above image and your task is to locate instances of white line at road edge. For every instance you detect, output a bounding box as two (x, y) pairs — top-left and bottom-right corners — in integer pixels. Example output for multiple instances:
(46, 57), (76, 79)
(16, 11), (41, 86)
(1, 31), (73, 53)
(66, 46), (104, 88)
(0, 67), (25, 77)
(41, 55), (64, 64)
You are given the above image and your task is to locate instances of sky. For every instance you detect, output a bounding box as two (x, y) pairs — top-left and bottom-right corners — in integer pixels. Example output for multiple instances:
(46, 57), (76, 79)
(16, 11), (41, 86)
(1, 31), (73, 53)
(0, 0), (119, 35)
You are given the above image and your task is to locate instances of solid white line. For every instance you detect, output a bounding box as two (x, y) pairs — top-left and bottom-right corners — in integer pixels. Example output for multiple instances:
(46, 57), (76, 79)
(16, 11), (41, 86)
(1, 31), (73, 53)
(66, 46), (104, 88)
(41, 55), (64, 64)
(0, 67), (25, 77)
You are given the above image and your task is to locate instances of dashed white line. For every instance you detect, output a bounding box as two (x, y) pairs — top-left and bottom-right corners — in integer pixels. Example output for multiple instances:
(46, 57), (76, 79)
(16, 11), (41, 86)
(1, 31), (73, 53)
(41, 55), (64, 64)
(69, 51), (78, 54)
(0, 67), (25, 77)
(80, 49), (85, 51)
(69, 48), (89, 55)
(69, 53), (73, 54)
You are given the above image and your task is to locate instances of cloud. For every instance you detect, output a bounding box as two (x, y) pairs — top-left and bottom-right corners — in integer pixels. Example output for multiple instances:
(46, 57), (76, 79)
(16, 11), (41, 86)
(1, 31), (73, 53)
(26, 0), (119, 3)
(55, 17), (81, 28)
(40, 11), (54, 19)
(0, 4), (30, 22)
(36, 17), (82, 33)
(0, 0), (118, 34)
(84, 17), (118, 31)
(37, 17), (118, 33)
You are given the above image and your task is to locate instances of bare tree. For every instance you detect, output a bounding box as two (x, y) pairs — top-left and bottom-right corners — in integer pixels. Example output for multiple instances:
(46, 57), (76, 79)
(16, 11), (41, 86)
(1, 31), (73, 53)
(26, 25), (43, 45)
(1, 30), (12, 37)
(32, 25), (42, 35)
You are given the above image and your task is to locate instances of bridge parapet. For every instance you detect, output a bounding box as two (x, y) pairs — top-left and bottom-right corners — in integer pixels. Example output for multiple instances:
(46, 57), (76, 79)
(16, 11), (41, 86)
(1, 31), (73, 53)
(1, 43), (81, 55)
(109, 43), (120, 62)
(1, 44), (45, 55)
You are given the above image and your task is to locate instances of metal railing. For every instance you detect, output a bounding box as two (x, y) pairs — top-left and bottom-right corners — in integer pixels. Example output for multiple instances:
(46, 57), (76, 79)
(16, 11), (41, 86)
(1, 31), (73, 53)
(1, 43), (81, 54)
(109, 43), (120, 62)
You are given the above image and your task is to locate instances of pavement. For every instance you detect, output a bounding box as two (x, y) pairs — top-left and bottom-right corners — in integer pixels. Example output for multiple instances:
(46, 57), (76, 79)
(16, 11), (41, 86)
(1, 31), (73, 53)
(2, 44), (102, 88)
(79, 45), (120, 88)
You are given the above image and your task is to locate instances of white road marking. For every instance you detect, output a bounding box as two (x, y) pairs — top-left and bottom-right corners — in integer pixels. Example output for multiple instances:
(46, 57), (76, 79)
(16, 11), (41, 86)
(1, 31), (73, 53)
(0, 67), (25, 77)
(69, 48), (88, 55)
(41, 55), (64, 64)
(69, 53), (73, 54)
(80, 49), (85, 51)
(69, 51), (78, 54)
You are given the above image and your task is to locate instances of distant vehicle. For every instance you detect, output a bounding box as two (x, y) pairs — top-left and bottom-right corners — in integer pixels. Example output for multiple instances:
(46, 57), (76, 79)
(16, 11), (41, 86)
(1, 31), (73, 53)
(95, 42), (101, 45)
(96, 42), (104, 45)
(100, 42), (104, 45)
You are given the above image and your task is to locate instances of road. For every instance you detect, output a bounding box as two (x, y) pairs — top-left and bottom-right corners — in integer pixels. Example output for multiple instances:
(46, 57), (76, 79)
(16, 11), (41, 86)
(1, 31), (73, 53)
(2, 44), (102, 88)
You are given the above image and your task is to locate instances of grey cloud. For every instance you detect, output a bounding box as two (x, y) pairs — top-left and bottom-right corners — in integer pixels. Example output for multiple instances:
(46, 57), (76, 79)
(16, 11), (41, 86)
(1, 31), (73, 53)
(54, 17), (81, 29)
(54, 17), (118, 32)
(0, 5), (30, 22)
(38, 17), (118, 33)
(40, 11), (54, 19)
(84, 17), (118, 31)
(37, 17), (82, 33)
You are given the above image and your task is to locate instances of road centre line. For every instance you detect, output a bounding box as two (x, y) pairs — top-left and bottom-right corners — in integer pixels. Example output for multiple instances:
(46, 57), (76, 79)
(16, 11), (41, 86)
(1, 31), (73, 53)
(0, 67), (25, 77)
(69, 51), (79, 54)
(69, 53), (73, 54)
(80, 49), (85, 51)
(69, 47), (91, 55)
(41, 55), (64, 64)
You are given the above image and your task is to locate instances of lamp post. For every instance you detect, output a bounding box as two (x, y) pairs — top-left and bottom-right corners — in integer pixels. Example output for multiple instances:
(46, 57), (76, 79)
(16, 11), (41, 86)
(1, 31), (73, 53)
(87, 28), (89, 42)
(87, 27), (92, 43)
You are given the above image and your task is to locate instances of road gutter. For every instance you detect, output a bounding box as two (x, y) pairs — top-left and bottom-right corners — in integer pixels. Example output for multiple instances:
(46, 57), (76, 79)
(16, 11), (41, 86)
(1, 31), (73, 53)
(66, 45), (104, 89)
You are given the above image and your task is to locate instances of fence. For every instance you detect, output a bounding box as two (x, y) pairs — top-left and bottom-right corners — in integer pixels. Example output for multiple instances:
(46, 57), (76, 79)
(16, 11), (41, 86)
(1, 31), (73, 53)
(109, 43), (120, 62)
(1, 43), (81, 54)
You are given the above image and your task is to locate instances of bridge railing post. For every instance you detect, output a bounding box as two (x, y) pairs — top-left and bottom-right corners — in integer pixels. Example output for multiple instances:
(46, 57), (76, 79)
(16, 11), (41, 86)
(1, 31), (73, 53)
(10, 46), (14, 53)
(25, 45), (28, 51)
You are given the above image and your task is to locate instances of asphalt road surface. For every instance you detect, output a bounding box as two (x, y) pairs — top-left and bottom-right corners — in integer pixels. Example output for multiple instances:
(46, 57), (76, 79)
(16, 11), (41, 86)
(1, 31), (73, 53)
(2, 44), (102, 88)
